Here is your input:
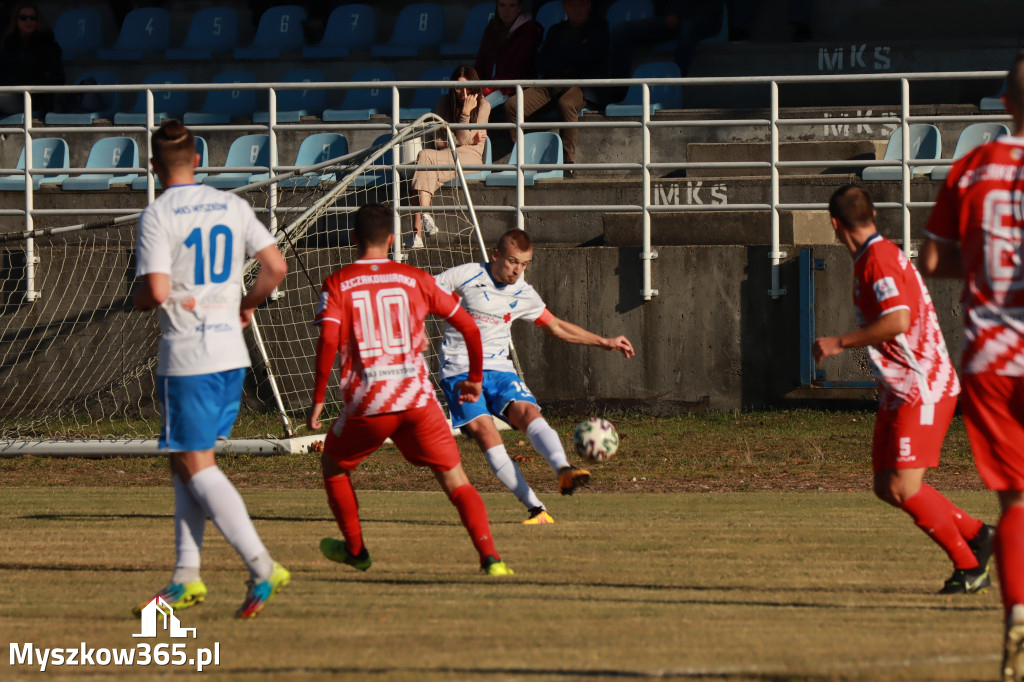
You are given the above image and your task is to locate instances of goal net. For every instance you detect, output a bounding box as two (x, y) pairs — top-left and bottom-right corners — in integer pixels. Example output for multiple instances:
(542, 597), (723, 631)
(0, 115), (489, 454)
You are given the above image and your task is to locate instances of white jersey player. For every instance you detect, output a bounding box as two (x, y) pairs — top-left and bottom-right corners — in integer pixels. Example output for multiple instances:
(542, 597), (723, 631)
(436, 228), (635, 523)
(132, 120), (290, 620)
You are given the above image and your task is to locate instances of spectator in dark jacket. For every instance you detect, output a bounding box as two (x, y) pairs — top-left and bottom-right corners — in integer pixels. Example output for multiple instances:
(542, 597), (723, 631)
(0, 2), (63, 115)
(501, 0), (609, 167)
(475, 0), (543, 104)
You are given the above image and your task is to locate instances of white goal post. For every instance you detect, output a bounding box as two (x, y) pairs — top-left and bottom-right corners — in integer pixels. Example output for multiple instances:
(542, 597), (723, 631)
(0, 115), (510, 456)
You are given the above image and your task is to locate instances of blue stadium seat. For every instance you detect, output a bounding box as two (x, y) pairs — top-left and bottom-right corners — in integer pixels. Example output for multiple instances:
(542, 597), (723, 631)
(165, 7), (240, 60)
(0, 138), (70, 191)
(535, 1), (565, 32)
(606, 0), (655, 29)
(114, 71), (189, 125)
(62, 137), (139, 191)
(399, 66), (453, 120)
(322, 68), (397, 121)
(45, 72), (120, 124)
(931, 123), (1010, 181)
(861, 124), (942, 181)
(132, 137), (209, 190)
(352, 134), (395, 187)
(184, 71), (258, 124)
(371, 3), (445, 57)
(441, 3), (494, 56)
(234, 5), (307, 59)
(604, 61), (682, 116)
(254, 69), (326, 123)
(203, 134), (271, 189)
(980, 79), (1007, 111)
(279, 133), (349, 187)
(485, 132), (563, 186)
(97, 8), (170, 61)
(53, 9), (103, 61)
(449, 136), (492, 183)
(302, 4), (376, 58)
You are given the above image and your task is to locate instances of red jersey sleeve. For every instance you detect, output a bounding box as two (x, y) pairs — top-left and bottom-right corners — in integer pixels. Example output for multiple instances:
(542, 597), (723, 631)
(419, 270), (483, 382)
(861, 246), (910, 322)
(312, 273), (345, 403)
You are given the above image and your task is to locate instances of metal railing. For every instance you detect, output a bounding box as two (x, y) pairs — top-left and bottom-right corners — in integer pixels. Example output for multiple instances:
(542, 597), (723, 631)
(0, 70), (1011, 302)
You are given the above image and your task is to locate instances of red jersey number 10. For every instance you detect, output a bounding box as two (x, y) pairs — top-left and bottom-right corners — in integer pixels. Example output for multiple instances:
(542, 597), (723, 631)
(351, 288), (413, 358)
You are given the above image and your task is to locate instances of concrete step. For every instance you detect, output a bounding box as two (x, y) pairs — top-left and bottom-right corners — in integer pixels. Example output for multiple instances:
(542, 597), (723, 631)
(603, 209), (834, 247)
(684, 140), (886, 177)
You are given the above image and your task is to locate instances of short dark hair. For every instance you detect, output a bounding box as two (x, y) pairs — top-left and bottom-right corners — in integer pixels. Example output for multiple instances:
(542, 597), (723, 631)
(151, 119), (195, 170)
(496, 228), (532, 253)
(1006, 50), (1024, 113)
(828, 184), (874, 228)
(354, 204), (393, 246)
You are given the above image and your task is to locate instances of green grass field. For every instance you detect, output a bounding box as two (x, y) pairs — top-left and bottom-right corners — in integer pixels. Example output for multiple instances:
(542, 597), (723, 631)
(0, 412), (1009, 680)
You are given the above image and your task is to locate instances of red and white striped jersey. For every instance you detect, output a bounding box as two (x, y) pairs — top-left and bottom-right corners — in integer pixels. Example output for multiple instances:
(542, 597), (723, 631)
(926, 135), (1024, 376)
(853, 233), (960, 409)
(313, 258), (463, 417)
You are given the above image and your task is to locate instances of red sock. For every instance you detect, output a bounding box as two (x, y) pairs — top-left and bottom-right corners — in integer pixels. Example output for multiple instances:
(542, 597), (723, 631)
(448, 484), (497, 563)
(925, 487), (985, 541)
(324, 474), (364, 556)
(997, 505), (1024, 615)
(900, 484), (979, 569)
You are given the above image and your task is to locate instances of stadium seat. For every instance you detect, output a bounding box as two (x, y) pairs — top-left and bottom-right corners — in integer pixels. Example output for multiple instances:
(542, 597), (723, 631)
(399, 66), (453, 120)
(114, 71), (189, 125)
(279, 133), (349, 187)
(234, 5), (307, 59)
(302, 4), (376, 58)
(322, 68), (397, 121)
(165, 7), (240, 60)
(53, 9), (103, 61)
(0, 138), (70, 191)
(604, 61), (682, 116)
(96, 8), (171, 61)
(441, 2), (494, 56)
(352, 134), (394, 187)
(980, 79), (1007, 111)
(535, 1), (565, 32)
(203, 134), (271, 189)
(132, 137), (209, 190)
(254, 69), (326, 123)
(931, 123), (1010, 181)
(62, 137), (139, 191)
(485, 132), (563, 186)
(45, 72), (120, 124)
(861, 124), (942, 181)
(371, 3), (445, 57)
(184, 71), (258, 124)
(606, 0), (655, 30)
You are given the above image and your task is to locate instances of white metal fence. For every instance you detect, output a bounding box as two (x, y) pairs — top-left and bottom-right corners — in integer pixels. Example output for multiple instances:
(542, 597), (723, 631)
(0, 70), (1011, 301)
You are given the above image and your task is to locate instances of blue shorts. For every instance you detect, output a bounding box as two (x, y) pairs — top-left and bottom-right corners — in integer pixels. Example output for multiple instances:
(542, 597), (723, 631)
(441, 370), (539, 429)
(157, 368), (246, 451)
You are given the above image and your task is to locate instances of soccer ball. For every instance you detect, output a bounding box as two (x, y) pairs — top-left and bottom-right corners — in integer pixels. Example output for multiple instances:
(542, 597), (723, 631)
(573, 418), (619, 462)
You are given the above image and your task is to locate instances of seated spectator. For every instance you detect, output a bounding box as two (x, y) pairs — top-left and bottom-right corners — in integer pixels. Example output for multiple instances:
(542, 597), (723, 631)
(475, 0), (543, 106)
(501, 0), (609, 172)
(0, 2), (63, 116)
(408, 65), (490, 250)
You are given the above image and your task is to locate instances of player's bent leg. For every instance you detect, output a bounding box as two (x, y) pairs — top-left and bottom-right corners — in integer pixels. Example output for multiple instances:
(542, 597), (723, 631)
(436, 467), (511, 575)
(507, 401), (588, 495)
(462, 415), (548, 519)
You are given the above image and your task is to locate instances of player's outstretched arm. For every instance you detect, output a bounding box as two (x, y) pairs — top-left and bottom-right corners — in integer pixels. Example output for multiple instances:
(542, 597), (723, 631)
(133, 273), (170, 311)
(541, 315), (636, 358)
(918, 237), (963, 279)
(240, 244), (288, 328)
(812, 309), (910, 365)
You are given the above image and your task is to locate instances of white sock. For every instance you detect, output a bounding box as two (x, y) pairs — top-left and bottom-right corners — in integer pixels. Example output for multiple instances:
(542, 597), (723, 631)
(526, 418), (570, 474)
(484, 445), (544, 511)
(187, 466), (274, 582)
(171, 474), (205, 585)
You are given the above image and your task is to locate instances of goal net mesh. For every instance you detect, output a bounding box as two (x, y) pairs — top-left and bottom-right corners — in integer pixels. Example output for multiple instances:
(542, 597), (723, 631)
(0, 115), (487, 445)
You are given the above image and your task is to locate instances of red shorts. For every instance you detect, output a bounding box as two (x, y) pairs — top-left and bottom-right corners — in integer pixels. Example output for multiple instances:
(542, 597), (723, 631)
(871, 394), (957, 474)
(962, 373), (1024, 491)
(323, 402), (461, 473)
